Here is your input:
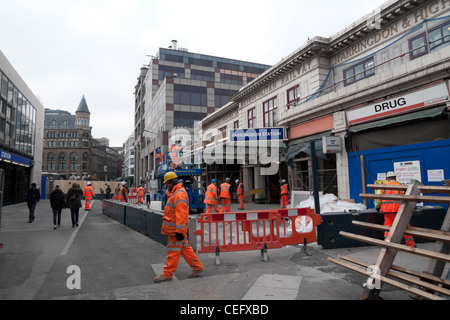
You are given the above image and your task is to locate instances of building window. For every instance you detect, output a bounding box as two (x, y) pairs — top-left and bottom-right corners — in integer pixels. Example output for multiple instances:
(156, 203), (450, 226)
(174, 84), (207, 107)
(218, 126), (227, 133)
(214, 88), (237, 108)
(286, 85), (300, 109)
(70, 141), (78, 147)
(174, 111), (206, 127)
(47, 153), (55, 171)
(59, 141), (67, 148)
(158, 65), (185, 80)
(191, 69), (215, 81)
(58, 153), (66, 171)
(220, 73), (243, 85)
(429, 21), (450, 51)
(234, 120), (239, 129)
(409, 33), (428, 60)
(248, 107), (256, 128)
(263, 96), (278, 128)
(343, 57), (375, 86)
(70, 153), (78, 171)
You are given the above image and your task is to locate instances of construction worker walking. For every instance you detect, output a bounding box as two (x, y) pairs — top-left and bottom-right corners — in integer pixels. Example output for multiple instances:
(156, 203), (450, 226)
(236, 179), (245, 210)
(380, 171), (415, 247)
(219, 178), (232, 213)
(137, 184), (145, 204)
(83, 182), (95, 211)
(204, 179), (219, 213)
(154, 172), (203, 283)
(280, 179), (290, 209)
(118, 181), (128, 203)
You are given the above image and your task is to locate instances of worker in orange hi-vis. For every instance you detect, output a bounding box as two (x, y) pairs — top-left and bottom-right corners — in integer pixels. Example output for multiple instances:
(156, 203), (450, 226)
(219, 178), (232, 213)
(380, 171), (415, 247)
(83, 182), (95, 211)
(236, 179), (245, 210)
(118, 181), (128, 203)
(280, 179), (290, 209)
(137, 185), (145, 204)
(154, 172), (203, 283)
(204, 179), (219, 213)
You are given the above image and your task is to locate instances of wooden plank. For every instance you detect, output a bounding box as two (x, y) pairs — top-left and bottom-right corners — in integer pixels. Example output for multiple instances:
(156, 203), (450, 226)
(340, 231), (450, 263)
(352, 220), (450, 242)
(359, 193), (450, 204)
(366, 184), (450, 194)
(328, 257), (445, 300)
(426, 205), (450, 281)
(338, 255), (450, 296)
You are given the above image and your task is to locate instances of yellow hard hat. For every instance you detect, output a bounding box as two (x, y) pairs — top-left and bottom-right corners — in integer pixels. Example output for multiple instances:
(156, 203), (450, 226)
(163, 171), (178, 183)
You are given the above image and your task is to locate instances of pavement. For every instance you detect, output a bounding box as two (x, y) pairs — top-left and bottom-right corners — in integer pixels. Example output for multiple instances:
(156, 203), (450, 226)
(0, 198), (447, 306)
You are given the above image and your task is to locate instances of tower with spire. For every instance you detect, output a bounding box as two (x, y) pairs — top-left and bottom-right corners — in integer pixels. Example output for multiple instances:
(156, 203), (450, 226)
(75, 95), (91, 128)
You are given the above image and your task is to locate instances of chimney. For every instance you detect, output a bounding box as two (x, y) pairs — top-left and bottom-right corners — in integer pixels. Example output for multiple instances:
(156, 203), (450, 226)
(171, 40), (177, 50)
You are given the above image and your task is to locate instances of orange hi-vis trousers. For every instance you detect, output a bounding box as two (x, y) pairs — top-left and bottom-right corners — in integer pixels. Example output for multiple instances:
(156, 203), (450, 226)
(238, 195), (245, 209)
(85, 198), (92, 210)
(206, 204), (219, 213)
(162, 235), (203, 279)
(220, 198), (231, 213)
(281, 194), (289, 209)
(383, 213), (415, 247)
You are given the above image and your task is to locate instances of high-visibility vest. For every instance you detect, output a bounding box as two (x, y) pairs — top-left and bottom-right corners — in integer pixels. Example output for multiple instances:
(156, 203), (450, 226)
(219, 183), (231, 199)
(161, 183), (189, 237)
(280, 184), (289, 196)
(237, 183), (245, 197)
(83, 186), (95, 199)
(119, 186), (128, 202)
(137, 187), (145, 197)
(204, 183), (218, 205)
(380, 180), (402, 213)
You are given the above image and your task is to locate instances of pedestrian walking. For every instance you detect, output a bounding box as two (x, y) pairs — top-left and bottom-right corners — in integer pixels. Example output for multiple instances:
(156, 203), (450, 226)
(67, 182), (83, 227)
(105, 184), (111, 200)
(137, 184), (145, 204)
(154, 172), (203, 283)
(83, 182), (95, 211)
(26, 183), (40, 223)
(219, 178), (232, 213)
(380, 171), (415, 247)
(204, 179), (219, 213)
(50, 185), (65, 229)
(146, 185), (152, 208)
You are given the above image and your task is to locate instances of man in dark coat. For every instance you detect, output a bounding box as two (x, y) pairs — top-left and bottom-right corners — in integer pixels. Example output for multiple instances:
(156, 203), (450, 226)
(26, 183), (40, 223)
(66, 183), (83, 227)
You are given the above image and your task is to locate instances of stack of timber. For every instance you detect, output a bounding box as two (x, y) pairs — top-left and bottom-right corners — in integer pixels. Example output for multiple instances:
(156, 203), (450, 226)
(328, 183), (450, 300)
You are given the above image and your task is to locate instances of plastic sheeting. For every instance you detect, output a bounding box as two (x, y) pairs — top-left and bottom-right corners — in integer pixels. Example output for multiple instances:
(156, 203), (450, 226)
(296, 193), (367, 213)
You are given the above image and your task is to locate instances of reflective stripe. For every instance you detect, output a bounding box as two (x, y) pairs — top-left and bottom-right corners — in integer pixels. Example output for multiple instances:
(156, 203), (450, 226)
(163, 221), (177, 227)
(167, 247), (181, 252)
(176, 223), (188, 229)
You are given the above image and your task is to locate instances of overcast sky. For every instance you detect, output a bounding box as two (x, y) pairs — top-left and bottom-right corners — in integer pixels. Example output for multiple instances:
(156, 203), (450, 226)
(0, 0), (387, 146)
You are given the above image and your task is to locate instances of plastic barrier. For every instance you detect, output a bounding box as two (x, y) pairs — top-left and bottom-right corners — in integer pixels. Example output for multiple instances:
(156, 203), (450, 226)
(193, 207), (321, 264)
(111, 195), (139, 204)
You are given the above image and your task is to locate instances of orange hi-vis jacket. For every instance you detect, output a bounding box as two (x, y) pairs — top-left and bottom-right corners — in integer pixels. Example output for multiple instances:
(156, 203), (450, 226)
(119, 186), (128, 203)
(204, 183), (218, 205)
(83, 186), (95, 199)
(281, 184), (289, 196)
(219, 182), (231, 199)
(380, 180), (402, 214)
(237, 183), (245, 198)
(161, 183), (189, 237)
(137, 186), (145, 197)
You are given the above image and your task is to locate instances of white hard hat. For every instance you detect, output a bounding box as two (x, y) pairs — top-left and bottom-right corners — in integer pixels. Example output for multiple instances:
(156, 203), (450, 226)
(386, 171), (396, 178)
(87, 182), (91, 185)
(235, 179), (239, 183)
(122, 181), (126, 185)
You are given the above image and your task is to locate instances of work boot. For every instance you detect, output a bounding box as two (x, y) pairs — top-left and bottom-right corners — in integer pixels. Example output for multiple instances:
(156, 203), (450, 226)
(188, 268), (203, 278)
(154, 274), (172, 283)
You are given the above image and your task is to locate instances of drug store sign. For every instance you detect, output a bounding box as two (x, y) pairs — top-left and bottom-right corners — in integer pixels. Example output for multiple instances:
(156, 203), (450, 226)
(347, 82), (449, 125)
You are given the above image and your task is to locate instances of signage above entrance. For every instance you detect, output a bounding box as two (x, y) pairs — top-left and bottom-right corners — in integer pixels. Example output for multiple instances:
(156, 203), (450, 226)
(346, 82), (449, 126)
(229, 128), (284, 141)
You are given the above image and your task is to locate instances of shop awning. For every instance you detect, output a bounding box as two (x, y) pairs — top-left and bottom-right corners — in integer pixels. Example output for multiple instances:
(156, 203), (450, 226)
(348, 106), (447, 133)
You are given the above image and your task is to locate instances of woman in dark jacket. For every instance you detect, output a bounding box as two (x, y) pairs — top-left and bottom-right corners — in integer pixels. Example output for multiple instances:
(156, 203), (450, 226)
(67, 183), (83, 227)
(50, 185), (65, 229)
